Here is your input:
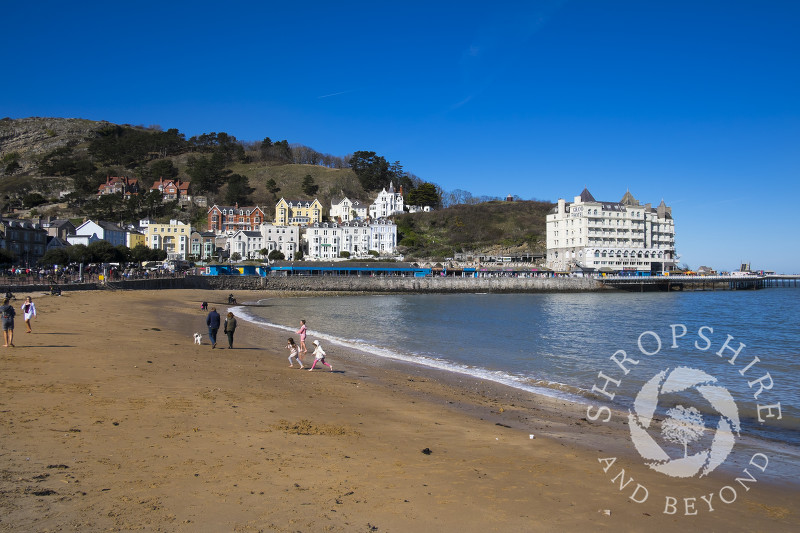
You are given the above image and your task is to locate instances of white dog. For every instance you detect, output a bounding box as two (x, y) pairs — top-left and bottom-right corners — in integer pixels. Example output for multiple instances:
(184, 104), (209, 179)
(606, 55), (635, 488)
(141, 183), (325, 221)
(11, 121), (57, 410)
(193, 332), (203, 345)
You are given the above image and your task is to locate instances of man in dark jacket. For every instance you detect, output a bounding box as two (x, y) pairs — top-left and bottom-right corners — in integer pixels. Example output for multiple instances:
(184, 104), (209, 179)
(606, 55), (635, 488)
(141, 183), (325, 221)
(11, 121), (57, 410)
(206, 307), (221, 348)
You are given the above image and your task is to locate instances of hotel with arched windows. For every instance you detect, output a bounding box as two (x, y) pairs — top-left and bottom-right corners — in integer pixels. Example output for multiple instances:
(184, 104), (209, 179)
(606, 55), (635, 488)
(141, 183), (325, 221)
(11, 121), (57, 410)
(546, 189), (677, 274)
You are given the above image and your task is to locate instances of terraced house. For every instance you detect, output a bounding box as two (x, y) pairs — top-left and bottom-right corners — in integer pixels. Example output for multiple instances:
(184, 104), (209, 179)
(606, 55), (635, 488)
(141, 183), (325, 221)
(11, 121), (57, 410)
(304, 219), (398, 260)
(207, 204), (267, 233)
(274, 198), (323, 226)
(0, 218), (47, 266)
(146, 219), (191, 260)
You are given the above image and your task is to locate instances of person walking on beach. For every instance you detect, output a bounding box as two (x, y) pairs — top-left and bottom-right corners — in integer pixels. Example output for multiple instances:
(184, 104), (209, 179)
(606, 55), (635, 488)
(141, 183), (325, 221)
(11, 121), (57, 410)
(223, 311), (237, 349)
(21, 296), (36, 334)
(1, 297), (15, 347)
(296, 319), (308, 357)
(286, 337), (304, 368)
(206, 307), (220, 348)
(308, 340), (333, 371)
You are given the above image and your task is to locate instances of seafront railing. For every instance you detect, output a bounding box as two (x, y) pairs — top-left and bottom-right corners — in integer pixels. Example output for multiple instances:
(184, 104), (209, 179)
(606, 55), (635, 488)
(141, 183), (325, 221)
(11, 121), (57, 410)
(0, 271), (189, 290)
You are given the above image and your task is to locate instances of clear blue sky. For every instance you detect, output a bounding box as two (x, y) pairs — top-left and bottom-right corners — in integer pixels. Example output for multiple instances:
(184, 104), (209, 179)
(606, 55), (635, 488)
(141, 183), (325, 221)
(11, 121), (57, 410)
(2, 1), (798, 272)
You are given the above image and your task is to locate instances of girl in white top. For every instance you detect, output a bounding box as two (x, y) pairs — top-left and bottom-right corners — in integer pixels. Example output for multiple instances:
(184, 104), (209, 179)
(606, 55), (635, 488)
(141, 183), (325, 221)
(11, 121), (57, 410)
(286, 338), (304, 368)
(308, 340), (333, 371)
(21, 296), (36, 333)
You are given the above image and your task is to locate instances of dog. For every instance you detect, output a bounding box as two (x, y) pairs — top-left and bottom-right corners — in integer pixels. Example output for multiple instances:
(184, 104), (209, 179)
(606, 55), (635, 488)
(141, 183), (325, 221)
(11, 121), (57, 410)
(193, 332), (203, 345)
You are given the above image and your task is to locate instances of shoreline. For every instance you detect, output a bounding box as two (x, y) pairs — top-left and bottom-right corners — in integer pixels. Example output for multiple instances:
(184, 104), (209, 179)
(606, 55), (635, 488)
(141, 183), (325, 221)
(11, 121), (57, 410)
(232, 293), (800, 488)
(1, 289), (797, 531)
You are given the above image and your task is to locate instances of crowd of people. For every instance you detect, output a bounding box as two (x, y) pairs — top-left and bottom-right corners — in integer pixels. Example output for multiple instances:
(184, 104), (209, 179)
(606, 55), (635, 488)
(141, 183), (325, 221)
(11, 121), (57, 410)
(1, 264), (189, 287)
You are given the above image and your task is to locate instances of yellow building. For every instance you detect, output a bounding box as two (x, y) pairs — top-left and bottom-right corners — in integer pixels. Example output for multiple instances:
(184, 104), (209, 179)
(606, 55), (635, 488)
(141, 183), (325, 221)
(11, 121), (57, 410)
(127, 230), (146, 249)
(145, 219), (191, 260)
(275, 198), (323, 226)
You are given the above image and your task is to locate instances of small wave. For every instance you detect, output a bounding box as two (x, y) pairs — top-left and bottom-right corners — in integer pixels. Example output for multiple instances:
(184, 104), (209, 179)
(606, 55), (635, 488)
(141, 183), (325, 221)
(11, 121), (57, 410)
(234, 309), (588, 404)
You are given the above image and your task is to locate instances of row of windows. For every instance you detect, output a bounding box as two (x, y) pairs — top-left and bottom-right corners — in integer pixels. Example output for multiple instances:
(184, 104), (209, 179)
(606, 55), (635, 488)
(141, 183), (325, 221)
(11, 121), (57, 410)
(218, 209), (263, 216)
(151, 227), (187, 233)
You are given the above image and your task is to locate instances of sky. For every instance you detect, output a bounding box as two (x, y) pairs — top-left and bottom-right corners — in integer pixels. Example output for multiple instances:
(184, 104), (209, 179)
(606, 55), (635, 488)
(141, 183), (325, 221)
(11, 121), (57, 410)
(2, 1), (799, 273)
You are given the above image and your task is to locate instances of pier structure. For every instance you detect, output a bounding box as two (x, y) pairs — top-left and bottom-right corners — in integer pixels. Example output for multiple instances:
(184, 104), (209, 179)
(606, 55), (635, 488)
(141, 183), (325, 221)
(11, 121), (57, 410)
(600, 274), (800, 291)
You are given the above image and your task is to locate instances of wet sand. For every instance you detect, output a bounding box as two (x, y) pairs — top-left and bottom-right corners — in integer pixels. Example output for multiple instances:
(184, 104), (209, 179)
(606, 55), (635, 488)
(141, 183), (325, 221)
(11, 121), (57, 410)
(0, 289), (797, 532)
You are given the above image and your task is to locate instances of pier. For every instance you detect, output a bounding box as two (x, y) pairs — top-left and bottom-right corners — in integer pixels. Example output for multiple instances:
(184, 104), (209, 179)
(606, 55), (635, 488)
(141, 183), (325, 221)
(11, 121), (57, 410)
(600, 274), (800, 291)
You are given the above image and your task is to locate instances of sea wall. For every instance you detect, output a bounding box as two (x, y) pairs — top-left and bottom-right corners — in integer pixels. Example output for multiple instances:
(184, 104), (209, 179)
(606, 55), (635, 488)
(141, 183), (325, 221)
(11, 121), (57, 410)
(185, 275), (606, 293)
(8, 275), (606, 293)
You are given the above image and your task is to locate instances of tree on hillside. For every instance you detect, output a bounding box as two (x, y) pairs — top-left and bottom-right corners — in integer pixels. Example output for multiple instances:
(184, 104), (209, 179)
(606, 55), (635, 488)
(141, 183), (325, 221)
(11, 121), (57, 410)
(259, 137), (292, 162)
(442, 188), (477, 208)
(84, 193), (125, 222)
(88, 125), (188, 167)
(186, 153), (229, 194)
(259, 137), (273, 160)
(38, 146), (99, 192)
(148, 159), (179, 180)
(188, 132), (246, 163)
(2, 152), (20, 175)
(22, 193), (47, 208)
(225, 173), (254, 205)
(71, 162), (104, 193)
(408, 182), (440, 208)
(265, 178), (280, 195)
(349, 151), (389, 191)
(302, 174), (319, 196)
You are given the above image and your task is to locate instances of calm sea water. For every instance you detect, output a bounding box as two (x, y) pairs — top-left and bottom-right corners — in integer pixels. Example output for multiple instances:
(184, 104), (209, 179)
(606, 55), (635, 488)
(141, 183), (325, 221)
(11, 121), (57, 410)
(235, 290), (799, 449)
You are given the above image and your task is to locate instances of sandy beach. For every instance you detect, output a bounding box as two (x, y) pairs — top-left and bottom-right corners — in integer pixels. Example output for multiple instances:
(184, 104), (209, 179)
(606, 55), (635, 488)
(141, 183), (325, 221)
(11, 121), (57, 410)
(1, 289), (797, 532)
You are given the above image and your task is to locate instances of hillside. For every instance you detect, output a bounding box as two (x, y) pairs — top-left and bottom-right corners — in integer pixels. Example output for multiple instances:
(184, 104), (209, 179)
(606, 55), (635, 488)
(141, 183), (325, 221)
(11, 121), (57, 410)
(395, 200), (551, 260)
(0, 117), (551, 260)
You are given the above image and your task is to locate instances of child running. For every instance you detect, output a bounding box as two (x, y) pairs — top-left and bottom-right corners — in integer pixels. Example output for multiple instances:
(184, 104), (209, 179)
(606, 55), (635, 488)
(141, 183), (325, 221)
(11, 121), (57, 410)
(286, 337), (304, 368)
(296, 319), (308, 356)
(308, 340), (333, 372)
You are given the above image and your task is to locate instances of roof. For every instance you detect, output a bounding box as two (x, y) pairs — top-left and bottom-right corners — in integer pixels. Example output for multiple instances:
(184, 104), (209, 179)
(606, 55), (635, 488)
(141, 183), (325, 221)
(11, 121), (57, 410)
(282, 199), (319, 207)
(151, 177), (190, 191)
(97, 221), (126, 232)
(208, 204), (265, 213)
(43, 219), (74, 228)
(620, 190), (639, 206)
(579, 188), (596, 202)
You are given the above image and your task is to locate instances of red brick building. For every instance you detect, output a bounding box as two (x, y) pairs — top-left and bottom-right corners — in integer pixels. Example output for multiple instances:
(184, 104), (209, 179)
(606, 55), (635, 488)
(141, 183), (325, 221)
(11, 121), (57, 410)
(151, 177), (191, 202)
(207, 204), (267, 234)
(97, 176), (140, 197)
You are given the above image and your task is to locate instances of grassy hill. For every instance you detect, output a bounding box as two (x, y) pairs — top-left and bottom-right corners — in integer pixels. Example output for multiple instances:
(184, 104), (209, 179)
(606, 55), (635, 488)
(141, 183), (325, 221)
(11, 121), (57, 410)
(395, 200), (552, 260)
(226, 161), (363, 209)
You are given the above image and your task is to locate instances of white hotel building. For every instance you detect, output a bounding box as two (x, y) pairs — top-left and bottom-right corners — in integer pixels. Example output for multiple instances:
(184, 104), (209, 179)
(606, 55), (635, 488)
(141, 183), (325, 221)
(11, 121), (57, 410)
(304, 219), (398, 260)
(227, 224), (301, 261)
(546, 189), (677, 273)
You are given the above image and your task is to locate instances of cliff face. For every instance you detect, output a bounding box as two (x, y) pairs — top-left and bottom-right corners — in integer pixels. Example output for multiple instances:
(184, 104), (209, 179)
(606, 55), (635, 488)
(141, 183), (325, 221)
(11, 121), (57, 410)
(0, 117), (108, 174)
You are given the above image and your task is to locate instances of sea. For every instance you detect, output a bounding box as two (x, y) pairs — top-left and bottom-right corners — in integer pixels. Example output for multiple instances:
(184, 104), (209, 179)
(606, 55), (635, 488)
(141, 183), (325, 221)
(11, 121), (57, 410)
(234, 289), (799, 464)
